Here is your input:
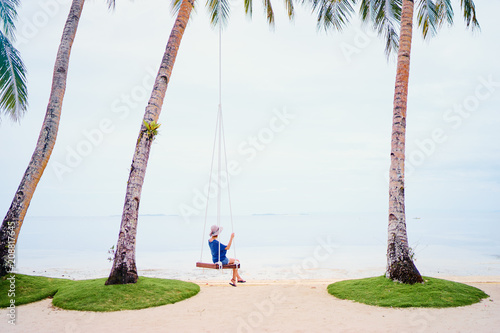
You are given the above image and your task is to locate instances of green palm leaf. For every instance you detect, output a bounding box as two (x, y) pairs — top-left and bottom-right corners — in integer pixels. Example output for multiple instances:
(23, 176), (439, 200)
(0, 30), (27, 122)
(171, 0), (182, 14)
(207, 0), (231, 27)
(311, 0), (356, 32)
(417, 0), (478, 39)
(460, 0), (479, 30)
(0, 0), (26, 121)
(263, 0), (275, 25)
(435, 0), (453, 27)
(244, 0), (253, 17)
(360, 0), (401, 58)
(171, 0), (291, 27)
(284, 0), (295, 19)
(0, 0), (19, 40)
(417, 0), (438, 38)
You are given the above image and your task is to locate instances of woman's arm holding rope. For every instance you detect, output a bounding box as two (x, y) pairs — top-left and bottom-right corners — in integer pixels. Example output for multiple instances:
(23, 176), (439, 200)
(225, 233), (235, 250)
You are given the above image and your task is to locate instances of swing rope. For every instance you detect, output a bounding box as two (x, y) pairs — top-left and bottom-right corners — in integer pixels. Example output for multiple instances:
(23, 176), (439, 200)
(198, 3), (236, 267)
(221, 112), (236, 261)
(199, 110), (221, 263)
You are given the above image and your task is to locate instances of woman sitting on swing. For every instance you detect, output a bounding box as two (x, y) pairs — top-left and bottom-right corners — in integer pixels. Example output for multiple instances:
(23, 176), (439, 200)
(208, 225), (245, 287)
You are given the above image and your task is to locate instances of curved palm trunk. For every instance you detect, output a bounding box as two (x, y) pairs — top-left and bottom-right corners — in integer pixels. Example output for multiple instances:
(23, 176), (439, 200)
(105, 0), (195, 285)
(0, 0), (85, 277)
(386, 0), (423, 284)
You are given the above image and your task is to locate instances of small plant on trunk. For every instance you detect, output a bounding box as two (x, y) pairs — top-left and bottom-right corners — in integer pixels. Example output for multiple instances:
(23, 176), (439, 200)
(143, 120), (161, 140)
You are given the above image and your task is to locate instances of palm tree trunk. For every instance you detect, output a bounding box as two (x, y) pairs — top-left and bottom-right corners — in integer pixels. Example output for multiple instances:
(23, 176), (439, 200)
(386, 0), (423, 284)
(0, 0), (85, 277)
(105, 0), (195, 285)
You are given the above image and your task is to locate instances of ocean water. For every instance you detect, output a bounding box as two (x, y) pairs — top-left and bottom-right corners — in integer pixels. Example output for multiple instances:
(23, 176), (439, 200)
(13, 212), (500, 281)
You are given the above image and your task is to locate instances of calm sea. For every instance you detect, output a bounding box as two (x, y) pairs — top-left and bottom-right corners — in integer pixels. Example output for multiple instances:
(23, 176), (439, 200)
(14, 212), (500, 281)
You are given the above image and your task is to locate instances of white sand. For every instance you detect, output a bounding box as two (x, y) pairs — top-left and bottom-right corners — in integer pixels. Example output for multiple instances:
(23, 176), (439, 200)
(1, 277), (499, 333)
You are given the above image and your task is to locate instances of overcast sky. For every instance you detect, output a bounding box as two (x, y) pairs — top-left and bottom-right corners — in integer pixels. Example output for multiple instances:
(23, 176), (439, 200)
(1, 0), (499, 218)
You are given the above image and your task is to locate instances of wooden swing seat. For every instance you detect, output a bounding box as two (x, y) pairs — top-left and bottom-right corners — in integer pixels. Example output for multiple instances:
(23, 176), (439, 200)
(196, 262), (240, 269)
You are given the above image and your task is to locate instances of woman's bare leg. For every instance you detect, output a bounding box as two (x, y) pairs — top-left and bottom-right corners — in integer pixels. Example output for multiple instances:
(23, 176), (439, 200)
(228, 258), (237, 284)
(229, 258), (243, 281)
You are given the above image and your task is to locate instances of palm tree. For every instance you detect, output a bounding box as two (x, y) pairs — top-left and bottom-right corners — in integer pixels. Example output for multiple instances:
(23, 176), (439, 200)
(313, 0), (479, 284)
(0, 0), (28, 122)
(0, 0), (117, 277)
(385, 0), (479, 284)
(106, 0), (299, 285)
(105, 0), (205, 285)
(384, 0), (423, 284)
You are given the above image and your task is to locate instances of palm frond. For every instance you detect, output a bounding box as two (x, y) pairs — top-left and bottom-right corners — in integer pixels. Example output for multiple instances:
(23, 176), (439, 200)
(417, 0), (439, 39)
(0, 31), (27, 122)
(106, 0), (116, 10)
(435, 0), (453, 28)
(460, 0), (479, 30)
(359, 0), (401, 58)
(207, 0), (231, 27)
(263, 0), (275, 26)
(244, 0), (253, 18)
(311, 0), (356, 32)
(382, 20), (400, 58)
(0, 0), (20, 40)
(359, 0), (371, 22)
(284, 0), (295, 20)
(171, 0), (182, 14)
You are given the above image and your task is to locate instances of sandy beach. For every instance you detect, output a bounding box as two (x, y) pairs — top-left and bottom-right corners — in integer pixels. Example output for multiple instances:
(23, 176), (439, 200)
(1, 276), (499, 333)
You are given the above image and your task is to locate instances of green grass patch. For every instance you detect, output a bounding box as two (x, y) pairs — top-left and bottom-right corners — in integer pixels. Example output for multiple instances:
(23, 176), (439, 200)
(327, 276), (489, 308)
(52, 277), (200, 311)
(1, 274), (199, 312)
(0, 274), (71, 307)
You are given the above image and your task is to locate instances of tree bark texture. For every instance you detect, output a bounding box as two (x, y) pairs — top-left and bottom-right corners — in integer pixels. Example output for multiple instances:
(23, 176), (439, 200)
(105, 0), (195, 285)
(386, 0), (423, 285)
(0, 0), (85, 277)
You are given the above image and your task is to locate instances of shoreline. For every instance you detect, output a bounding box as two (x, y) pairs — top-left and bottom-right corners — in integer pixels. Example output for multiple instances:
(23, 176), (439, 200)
(10, 269), (500, 284)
